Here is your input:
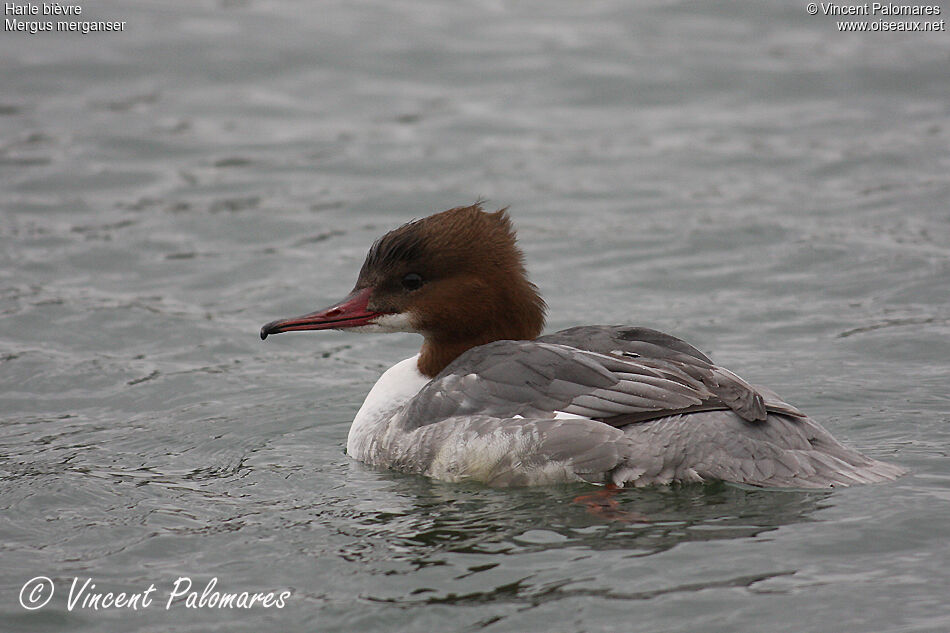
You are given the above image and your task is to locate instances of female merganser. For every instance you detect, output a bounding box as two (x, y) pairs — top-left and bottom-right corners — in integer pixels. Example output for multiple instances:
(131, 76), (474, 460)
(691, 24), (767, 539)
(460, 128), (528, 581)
(261, 204), (905, 488)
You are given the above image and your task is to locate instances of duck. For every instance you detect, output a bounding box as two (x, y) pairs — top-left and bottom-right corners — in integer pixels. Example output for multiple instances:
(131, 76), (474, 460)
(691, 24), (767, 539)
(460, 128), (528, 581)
(261, 203), (905, 488)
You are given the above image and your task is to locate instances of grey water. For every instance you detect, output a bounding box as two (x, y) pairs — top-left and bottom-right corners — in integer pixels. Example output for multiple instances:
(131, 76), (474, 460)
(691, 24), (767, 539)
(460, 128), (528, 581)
(2, 1), (949, 631)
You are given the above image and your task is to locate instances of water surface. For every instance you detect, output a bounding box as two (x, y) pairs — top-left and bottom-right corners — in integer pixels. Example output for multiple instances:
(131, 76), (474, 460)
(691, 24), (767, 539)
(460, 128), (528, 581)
(2, 2), (949, 631)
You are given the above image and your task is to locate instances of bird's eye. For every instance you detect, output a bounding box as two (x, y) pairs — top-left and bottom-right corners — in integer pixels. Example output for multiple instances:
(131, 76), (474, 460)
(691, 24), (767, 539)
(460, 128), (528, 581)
(401, 273), (424, 291)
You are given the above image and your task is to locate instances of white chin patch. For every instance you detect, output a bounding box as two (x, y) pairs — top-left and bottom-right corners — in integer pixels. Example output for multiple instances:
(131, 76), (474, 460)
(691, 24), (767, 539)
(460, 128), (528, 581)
(349, 312), (416, 334)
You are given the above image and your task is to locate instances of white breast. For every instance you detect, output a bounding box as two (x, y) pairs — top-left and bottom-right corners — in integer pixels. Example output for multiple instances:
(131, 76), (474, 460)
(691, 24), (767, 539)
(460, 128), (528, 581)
(346, 354), (430, 459)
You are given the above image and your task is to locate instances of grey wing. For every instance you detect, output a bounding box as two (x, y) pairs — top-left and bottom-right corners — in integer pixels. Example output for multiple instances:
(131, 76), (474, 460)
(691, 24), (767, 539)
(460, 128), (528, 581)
(400, 340), (624, 426)
(538, 325), (713, 364)
(540, 325), (806, 422)
(400, 326), (802, 430)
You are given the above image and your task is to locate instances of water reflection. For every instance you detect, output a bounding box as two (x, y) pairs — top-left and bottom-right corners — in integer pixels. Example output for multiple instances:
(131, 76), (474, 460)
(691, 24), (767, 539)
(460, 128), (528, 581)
(325, 471), (828, 616)
(341, 473), (829, 554)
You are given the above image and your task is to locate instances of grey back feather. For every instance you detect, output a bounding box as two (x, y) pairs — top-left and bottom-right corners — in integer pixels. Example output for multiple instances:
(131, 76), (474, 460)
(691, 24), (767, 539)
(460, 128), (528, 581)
(400, 326), (797, 431)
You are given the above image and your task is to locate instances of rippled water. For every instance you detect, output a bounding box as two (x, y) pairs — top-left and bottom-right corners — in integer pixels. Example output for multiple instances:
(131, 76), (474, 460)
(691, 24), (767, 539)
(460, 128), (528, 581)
(2, 1), (949, 631)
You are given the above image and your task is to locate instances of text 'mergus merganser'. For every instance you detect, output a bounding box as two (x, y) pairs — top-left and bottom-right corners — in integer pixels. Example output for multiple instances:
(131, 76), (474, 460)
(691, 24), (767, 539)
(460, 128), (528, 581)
(261, 204), (904, 488)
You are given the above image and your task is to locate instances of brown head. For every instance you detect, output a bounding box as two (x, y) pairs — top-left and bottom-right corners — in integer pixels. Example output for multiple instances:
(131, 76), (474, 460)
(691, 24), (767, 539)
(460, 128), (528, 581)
(260, 203), (547, 377)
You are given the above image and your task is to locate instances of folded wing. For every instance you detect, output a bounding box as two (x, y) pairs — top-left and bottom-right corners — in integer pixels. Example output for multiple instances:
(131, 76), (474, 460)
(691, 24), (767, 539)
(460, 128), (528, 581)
(400, 326), (805, 430)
